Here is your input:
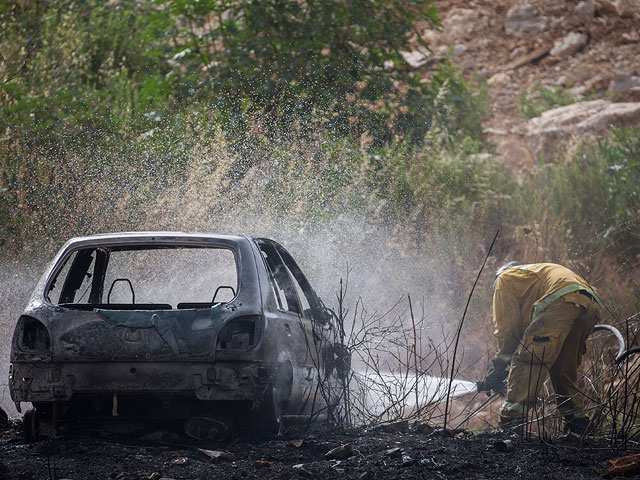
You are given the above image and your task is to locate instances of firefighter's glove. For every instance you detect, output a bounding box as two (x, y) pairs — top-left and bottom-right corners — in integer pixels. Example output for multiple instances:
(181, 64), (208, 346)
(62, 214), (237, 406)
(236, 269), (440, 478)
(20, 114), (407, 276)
(478, 357), (509, 396)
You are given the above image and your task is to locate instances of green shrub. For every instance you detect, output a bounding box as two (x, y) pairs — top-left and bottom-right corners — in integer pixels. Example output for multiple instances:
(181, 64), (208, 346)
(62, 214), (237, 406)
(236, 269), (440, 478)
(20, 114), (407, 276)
(599, 126), (640, 223)
(509, 126), (640, 264)
(516, 84), (577, 119)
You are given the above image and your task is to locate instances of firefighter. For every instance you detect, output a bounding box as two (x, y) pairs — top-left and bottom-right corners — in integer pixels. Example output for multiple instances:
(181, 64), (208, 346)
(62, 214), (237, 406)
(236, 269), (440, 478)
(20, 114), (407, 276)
(481, 262), (602, 434)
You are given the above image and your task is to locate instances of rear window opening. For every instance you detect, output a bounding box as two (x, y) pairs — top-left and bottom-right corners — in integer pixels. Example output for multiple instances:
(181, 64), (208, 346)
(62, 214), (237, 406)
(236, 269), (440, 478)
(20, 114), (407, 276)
(47, 246), (238, 309)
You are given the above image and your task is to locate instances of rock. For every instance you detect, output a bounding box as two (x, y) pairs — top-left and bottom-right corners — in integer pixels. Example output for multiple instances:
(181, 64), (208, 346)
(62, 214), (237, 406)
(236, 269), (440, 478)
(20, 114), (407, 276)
(488, 72), (510, 86)
(622, 30), (640, 42)
(375, 420), (409, 433)
(414, 422), (435, 434)
(500, 139), (534, 171)
(325, 444), (355, 460)
(292, 464), (313, 477)
(400, 49), (429, 69)
(475, 68), (489, 83)
(497, 136), (534, 175)
(614, 0), (640, 15)
(504, 5), (549, 37)
(568, 85), (587, 99)
(568, 64), (598, 85)
(435, 45), (449, 56)
(196, 449), (236, 463)
(401, 455), (416, 467)
(550, 32), (589, 57)
(510, 46), (527, 59)
(451, 44), (467, 58)
(574, 1), (596, 19)
(445, 8), (475, 30)
(611, 74), (640, 94)
(431, 428), (464, 437)
(549, 17), (563, 29)
(445, 8), (488, 39)
(584, 75), (611, 92)
(595, 0), (619, 15)
(525, 100), (640, 159)
(461, 59), (476, 72)
(484, 127), (508, 136)
(254, 460), (270, 468)
(384, 447), (403, 459)
(420, 29), (441, 45)
(607, 453), (640, 476)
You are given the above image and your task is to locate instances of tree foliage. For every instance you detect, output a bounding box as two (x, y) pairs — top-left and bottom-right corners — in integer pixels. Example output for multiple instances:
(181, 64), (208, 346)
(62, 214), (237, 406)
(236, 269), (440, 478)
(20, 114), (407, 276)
(162, 0), (444, 140)
(1, 0), (487, 147)
(159, 0), (487, 143)
(1, 0), (174, 143)
(600, 126), (640, 223)
(0, 0), (489, 246)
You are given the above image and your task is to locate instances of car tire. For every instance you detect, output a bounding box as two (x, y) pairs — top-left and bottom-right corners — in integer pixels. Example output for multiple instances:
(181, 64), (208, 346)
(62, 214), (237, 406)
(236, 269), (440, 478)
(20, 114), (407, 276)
(23, 408), (40, 443)
(256, 362), (292, 435)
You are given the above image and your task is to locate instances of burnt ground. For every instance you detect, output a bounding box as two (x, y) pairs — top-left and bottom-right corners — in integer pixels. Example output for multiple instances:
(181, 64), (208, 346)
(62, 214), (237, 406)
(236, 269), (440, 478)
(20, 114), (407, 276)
(0, 421), (636, 480)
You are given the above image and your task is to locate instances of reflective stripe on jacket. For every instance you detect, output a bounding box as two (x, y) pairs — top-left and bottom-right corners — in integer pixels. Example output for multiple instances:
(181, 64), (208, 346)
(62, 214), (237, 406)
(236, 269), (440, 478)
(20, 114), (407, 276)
(492, 263), (601, 360)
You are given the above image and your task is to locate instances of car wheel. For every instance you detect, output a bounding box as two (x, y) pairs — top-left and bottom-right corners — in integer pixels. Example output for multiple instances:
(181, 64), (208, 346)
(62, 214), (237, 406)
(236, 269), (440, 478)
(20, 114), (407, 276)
(256, 362), (292, 435)
(23, 408), (40, 443)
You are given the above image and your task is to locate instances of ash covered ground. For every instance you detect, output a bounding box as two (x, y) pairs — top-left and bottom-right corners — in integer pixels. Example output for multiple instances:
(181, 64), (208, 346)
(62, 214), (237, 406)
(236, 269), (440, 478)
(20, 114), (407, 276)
(0, 420), (634, 480)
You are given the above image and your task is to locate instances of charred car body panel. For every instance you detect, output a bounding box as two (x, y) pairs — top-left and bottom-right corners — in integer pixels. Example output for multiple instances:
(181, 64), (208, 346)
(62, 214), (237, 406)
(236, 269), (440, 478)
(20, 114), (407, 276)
(9, 233), (344, 438)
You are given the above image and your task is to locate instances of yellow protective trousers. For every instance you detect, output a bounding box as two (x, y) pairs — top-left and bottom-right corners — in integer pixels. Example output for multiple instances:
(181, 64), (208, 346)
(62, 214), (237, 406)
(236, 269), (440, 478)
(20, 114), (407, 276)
(500, 292), (601, 420)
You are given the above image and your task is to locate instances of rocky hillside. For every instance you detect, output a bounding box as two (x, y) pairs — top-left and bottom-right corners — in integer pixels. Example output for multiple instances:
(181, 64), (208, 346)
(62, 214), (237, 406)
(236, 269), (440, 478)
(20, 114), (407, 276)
(408, 0), (640, 170)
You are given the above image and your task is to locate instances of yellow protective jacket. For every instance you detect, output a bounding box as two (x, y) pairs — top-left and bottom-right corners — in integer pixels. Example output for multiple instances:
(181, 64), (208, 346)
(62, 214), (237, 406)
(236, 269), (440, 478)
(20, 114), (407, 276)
(493, 263), (602, 362)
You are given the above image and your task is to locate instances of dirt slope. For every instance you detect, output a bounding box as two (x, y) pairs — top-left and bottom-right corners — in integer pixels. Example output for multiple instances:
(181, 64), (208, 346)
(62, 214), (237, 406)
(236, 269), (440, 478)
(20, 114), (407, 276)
(419, 0), (640, 168)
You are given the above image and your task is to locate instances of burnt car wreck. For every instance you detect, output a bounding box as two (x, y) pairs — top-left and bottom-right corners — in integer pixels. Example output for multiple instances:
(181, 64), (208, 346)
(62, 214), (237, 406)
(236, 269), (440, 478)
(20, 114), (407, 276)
(9, 233), (348, 441)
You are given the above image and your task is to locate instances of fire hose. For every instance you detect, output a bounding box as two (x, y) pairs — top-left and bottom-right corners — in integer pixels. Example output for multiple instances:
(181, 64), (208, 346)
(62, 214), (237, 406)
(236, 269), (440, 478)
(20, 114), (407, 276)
(593, 323), (631, 363)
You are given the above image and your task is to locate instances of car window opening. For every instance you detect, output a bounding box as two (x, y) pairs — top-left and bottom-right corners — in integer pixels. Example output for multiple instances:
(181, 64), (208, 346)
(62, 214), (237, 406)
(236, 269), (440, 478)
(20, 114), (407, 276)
(47, 246), (238, 310)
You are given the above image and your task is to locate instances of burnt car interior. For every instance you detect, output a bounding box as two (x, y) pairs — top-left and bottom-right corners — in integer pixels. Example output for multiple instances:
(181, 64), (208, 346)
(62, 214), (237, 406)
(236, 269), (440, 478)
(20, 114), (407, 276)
(47, 246), (238, 311)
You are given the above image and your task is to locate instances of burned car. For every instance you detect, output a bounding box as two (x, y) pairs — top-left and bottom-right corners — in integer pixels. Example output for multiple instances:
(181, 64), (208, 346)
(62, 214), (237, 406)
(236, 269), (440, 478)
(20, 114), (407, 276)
(9, 233), (348, 440)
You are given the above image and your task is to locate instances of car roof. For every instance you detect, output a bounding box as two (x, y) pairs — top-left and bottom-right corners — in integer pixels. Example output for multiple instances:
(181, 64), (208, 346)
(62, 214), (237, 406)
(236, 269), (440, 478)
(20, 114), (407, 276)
(60, 232), (253, 248)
